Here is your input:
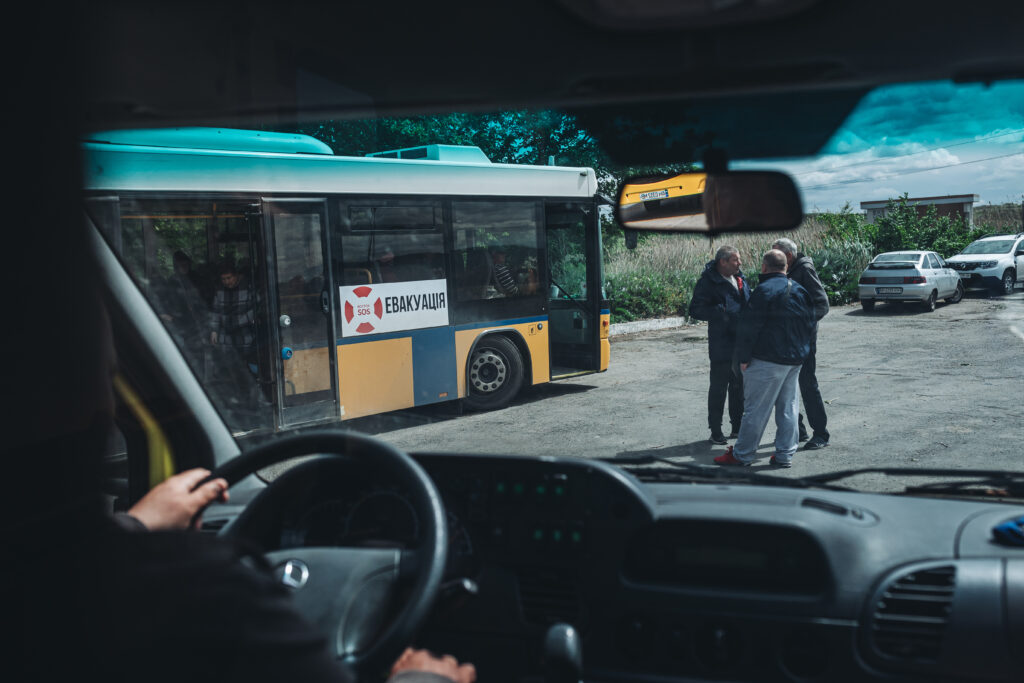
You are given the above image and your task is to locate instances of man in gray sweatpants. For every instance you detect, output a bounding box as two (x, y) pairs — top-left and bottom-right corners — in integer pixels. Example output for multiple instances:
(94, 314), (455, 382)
(714, 249), (816, 467)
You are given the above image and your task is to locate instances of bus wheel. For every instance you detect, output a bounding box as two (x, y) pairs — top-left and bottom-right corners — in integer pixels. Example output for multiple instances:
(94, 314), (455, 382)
(464, 336), (524, 411)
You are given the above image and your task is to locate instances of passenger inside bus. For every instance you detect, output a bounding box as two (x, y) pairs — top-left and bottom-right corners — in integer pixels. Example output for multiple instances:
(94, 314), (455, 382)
(208, 260), (266, 420)
(488, 247), (520, 297)
(517, 255), (540, 295)
(156, 251), (207, 353)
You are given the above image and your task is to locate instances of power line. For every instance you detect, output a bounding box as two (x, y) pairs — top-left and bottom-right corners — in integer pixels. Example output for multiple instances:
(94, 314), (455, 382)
(801, 151), (1024, 191)
(792, 128), (1024, 177)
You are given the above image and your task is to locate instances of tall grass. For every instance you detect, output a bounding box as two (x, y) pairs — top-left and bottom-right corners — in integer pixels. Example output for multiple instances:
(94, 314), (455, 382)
(976, 203), (1023, 231)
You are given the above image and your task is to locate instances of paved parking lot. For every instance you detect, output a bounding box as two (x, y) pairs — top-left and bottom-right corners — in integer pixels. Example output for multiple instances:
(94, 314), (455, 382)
(359, 290), (1024, 493)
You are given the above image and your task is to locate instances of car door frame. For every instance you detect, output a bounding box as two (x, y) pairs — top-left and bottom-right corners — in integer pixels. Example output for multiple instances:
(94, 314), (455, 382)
(1014, 238), (1024, 288)
(932, 252), (955, 298)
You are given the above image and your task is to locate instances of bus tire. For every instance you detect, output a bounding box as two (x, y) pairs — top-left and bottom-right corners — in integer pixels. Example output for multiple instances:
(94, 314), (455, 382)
(463, 335), (524, 411)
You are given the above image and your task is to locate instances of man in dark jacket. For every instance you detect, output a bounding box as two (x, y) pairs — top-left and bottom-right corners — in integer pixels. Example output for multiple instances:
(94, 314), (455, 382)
(773, 238), (830, 450)
(688, 245), (751, 444)
(714, 249), (815, 467)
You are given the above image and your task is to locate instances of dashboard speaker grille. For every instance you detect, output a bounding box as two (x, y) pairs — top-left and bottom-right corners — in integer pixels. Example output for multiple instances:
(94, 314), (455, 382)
(870, 565), (955, 661)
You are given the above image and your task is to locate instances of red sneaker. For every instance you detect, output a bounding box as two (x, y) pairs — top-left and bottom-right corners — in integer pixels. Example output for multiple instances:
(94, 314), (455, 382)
(714, 446), (750, 467)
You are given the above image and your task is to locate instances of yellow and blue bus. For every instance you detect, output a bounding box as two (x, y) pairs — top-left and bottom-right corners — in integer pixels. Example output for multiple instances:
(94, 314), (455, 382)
(83, 128), (610, 433)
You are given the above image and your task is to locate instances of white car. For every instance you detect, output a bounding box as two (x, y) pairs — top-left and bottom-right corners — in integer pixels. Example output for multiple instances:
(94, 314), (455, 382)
(945, 233), (1024, 296)
(858, 250), (964, 312)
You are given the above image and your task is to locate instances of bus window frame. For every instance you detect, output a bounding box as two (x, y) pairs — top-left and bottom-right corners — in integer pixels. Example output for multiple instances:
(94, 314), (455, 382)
(448, 197), (548, 325)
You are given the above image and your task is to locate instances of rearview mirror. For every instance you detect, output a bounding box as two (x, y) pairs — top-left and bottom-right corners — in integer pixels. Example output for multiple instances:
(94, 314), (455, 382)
(616, 171), (803, 234)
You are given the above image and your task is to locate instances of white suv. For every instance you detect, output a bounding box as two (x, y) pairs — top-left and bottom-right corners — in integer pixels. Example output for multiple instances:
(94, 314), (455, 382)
(945, 233), (1024, 295)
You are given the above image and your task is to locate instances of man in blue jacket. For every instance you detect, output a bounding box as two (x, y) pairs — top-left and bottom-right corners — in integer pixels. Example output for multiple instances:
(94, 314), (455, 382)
(714, 249), (815, 467)
(688, 245), (751, 444)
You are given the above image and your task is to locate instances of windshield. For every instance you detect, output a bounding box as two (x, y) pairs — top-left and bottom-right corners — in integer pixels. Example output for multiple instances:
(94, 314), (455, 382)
(873, 253), (922, 263)
(960, 240), (1015, 254)
(87, 79), (1024, 497)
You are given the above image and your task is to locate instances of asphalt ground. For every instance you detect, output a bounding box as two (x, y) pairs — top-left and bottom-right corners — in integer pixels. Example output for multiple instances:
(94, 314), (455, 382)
(353, 288), (1024, 495)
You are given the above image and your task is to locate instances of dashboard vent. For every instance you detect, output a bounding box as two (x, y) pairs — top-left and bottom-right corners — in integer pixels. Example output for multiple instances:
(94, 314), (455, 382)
(516, 569), (582, 627)
(200, 519), (229, 535)
(870, 565), (955, 661)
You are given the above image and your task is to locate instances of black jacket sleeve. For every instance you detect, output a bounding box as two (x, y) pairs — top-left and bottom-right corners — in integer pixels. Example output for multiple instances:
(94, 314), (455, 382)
(688, 276), (723, 322)
(796, 262), (830, 321)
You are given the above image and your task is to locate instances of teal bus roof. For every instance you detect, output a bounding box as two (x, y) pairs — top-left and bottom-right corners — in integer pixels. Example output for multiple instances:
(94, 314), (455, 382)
(83, 128), (335, 155)
(81, 128), (599, 198)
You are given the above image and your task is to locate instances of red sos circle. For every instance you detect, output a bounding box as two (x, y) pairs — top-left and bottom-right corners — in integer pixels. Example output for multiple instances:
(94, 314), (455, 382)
(343, 286), (383, 333)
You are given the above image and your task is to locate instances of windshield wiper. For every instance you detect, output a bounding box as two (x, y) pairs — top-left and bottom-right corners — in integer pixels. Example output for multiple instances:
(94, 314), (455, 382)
(600, 455), (854, 491)
(803, 467), (1024, 500)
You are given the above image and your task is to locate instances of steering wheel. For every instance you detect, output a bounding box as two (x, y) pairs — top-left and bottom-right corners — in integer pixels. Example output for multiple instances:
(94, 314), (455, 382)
(207, 429), (448, 676)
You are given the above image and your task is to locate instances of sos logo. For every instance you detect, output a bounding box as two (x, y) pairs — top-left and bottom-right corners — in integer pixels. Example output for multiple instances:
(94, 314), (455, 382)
(343, 286), (383, 333)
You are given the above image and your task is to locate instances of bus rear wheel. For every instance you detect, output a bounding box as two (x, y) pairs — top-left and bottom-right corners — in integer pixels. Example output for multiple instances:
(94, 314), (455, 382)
(464, 336), (524, 411)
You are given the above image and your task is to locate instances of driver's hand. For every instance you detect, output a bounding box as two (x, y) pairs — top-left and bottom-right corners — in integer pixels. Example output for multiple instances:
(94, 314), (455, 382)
(127, 468), (229, 531)
(389, 648), (476, 683)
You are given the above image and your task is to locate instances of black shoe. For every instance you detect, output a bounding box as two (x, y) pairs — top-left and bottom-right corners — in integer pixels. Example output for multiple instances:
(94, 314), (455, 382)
(769, 455), (792, 468)
(709, 431), (727, 445)
(803, 435), (829, 450)
(728, 429), (740, 439)
(798, 431), (810, 442)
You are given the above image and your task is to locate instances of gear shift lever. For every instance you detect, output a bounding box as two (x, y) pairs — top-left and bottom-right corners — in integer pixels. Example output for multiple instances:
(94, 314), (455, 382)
(543, 623), (582, 683)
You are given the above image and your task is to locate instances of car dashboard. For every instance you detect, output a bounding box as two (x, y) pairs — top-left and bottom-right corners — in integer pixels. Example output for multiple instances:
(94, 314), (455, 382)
(215, 452), (1024, 682)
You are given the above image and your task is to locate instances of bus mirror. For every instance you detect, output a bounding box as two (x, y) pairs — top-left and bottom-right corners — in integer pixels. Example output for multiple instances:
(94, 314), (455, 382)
(615, 170), (803, 234)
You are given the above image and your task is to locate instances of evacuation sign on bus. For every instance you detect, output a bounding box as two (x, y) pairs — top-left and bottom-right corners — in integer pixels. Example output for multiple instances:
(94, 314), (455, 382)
(339, 279), (449, 336)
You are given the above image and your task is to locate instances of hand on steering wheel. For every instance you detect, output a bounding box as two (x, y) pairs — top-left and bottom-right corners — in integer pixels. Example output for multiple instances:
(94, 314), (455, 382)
(204, 430), (448, 677)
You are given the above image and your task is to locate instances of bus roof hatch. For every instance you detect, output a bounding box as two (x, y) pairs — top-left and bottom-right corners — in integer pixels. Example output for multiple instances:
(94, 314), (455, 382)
(366, 144), (491, 163)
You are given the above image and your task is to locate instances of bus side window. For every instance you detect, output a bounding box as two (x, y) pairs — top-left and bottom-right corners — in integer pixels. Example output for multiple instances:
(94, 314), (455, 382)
(335, 200), (444, 287)
(462, 247), (491, 298)
(452, 201), (540, 301)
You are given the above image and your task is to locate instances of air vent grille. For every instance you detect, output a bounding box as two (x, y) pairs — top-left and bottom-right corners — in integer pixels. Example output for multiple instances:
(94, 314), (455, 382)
(870, 565), (955, 661)
(516, 569), (582, 627)
(200, 519), (229, 534)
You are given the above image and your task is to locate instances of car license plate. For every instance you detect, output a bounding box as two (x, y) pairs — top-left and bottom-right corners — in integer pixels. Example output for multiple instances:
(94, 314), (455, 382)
(638, 189), (670, 201)
(876, 287), (902, 294)
(959, 272), (972, 279)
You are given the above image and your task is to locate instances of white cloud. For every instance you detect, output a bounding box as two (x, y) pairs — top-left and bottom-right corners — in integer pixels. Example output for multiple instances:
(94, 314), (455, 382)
(745, 141), (1024, 211)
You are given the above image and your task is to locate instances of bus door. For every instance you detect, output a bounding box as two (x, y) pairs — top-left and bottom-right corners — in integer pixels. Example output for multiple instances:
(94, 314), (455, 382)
(544, 202), (601, 377)
(261, 199), (339, 427)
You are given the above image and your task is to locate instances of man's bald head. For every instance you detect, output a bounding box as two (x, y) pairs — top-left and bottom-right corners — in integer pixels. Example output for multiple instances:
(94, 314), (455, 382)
(762, 249), (788, 274)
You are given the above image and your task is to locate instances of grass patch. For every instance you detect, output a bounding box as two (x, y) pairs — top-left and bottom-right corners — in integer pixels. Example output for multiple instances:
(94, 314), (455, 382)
(604, 221), (833, 322)
(603, 199), (1022, 321)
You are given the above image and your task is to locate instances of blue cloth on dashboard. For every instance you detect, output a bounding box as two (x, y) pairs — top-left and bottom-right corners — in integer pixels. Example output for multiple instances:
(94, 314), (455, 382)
(991, 516), (1024, 546)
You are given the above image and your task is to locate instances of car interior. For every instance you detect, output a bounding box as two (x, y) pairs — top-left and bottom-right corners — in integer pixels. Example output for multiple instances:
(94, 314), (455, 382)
(8, 1), (1024, 682)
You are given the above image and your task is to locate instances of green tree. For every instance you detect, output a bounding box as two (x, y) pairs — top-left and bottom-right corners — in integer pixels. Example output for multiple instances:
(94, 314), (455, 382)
(816, 202), (874, 243)
(871, 194), (985, 257)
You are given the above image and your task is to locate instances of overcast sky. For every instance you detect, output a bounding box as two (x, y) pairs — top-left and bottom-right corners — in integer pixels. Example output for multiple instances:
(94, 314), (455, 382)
(740, 80), (1024, 213)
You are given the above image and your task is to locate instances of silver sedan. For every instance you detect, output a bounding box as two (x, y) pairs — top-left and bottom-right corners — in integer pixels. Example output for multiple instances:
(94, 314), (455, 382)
(857, 250), (964, 312)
